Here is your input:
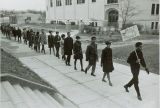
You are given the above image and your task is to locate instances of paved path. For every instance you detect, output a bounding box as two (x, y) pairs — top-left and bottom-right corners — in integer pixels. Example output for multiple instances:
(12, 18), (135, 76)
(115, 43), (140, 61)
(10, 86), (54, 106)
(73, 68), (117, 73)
(1, 34), (159, 108)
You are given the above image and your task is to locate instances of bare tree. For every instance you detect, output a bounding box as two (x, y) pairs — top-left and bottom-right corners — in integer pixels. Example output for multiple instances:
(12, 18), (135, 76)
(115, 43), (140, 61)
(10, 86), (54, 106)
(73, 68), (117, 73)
(119, 0), (140, 29)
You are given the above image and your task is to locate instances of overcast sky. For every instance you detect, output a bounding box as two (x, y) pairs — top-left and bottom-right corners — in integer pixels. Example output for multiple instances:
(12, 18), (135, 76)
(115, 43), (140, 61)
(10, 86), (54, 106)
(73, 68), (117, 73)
(0, 0), (46, 11)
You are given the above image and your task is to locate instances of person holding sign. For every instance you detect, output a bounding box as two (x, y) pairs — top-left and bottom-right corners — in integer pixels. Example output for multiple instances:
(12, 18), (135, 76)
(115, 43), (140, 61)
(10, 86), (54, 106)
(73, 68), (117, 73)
(124, 42), (149, 101)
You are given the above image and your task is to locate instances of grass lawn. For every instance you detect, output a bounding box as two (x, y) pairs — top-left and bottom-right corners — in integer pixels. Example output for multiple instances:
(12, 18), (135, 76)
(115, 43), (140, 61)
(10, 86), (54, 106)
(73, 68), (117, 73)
(1, 49), (51, 86)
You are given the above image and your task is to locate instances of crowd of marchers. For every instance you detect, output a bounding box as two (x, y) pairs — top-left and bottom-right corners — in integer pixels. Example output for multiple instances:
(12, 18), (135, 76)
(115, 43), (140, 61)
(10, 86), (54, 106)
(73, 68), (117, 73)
(1, 24), (150, 101)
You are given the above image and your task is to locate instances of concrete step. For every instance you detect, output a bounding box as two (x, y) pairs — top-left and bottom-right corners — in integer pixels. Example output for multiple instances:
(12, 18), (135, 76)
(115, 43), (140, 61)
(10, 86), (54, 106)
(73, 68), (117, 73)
(0, 84), (16, 108)
(13, 84), (38, 108)
(1, 81), (29, 108)
(43, 92), (64, 108)
(23, 87), (47, 108)
(34, 90), (57, 108)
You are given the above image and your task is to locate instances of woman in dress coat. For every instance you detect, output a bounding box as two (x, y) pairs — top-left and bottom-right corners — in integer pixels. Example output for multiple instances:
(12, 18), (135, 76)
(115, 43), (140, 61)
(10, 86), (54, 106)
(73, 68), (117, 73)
(60, 34), (66, 60)
(73, 36), (84, 71)
(101, 41), (114, 86)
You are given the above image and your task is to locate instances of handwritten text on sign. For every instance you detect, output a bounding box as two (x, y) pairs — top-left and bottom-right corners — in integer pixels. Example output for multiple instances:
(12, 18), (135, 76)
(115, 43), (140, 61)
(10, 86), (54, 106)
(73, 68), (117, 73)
(120, 25), (140, 41)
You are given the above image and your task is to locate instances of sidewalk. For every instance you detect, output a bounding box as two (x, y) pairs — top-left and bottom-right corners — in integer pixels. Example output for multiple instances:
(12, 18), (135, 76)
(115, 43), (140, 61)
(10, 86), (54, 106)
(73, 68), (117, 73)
(1, 35), (159, 108)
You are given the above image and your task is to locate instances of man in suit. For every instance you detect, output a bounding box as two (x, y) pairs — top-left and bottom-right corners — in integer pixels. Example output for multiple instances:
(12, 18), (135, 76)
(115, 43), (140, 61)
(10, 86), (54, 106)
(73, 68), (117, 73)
(48, 31), (55, 55)
(54, 31), (61, 58)
(84, 36), (98, 76)
(17, 28), (22, 42)
(124, 42), (149, 101)
(64, 32), (73, 66)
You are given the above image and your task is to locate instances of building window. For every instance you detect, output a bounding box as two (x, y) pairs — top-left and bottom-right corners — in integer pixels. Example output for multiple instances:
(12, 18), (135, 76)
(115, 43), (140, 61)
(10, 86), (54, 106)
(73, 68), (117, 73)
(151, 22), (154, 29)
(92, 0), (96, 2)
(155, 22), (159, 29)
(77, 0), (85, 4)
(156, 4), (159, 15)
(56, 0), (62, 6)
(50, 0), (53, 7)
(151, 4), (155, 15)
(108, 0), (118, 4)
(66, 0), (72, 5)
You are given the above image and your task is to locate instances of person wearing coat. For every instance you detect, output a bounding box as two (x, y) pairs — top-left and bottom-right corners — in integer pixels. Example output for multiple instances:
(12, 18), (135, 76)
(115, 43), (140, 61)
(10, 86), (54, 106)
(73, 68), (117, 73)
(84, 36), (98, 76)
(48, 31), (55, 55)
(34, 32), (40, 52)
(54, 31), (61, 58)
(28, 29), (34, 48)
(124, 42), (149, 101)
(22, 28), (27, 45)
(73, 36), (84, 71)
(101, 41), (114, 86)
(17, 28), (22, 43)
(64, 32), (73, 66)
(40, 29), (47, 54)
(60, 34), (66, 60)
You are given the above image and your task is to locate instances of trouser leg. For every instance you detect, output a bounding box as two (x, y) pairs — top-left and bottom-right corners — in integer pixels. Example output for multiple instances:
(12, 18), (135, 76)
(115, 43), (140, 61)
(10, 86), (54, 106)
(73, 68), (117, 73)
(91, 62), (96, 74)
(80, 59), (84, 70)
(74, 59), (77, 69)
(85, 64), (92, 72)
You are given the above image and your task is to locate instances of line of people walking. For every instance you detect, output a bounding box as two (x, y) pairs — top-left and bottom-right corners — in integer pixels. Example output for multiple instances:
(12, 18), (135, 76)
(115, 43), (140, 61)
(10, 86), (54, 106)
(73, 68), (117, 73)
(1, 24), (150, 101)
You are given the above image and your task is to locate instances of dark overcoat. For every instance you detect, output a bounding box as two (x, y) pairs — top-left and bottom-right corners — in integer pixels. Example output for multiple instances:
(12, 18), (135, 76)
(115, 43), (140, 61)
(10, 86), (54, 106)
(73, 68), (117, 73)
(64, 37), (73, 55)
(54, 35), (61, 48)
(127, 49), (146, 69)
(86, 43), (98, 65)
(73, 41), (83, 59)
(101, 47), (114, 73)
(48, 35), (54, 48)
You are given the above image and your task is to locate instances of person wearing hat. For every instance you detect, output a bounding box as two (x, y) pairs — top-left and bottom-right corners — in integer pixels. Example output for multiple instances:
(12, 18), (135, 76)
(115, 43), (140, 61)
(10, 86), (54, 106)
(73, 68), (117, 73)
(64, 32), (73, 66)
(40, 29), (47, 54)
(101, 41), (114, 86)
(84, 36), (98, 76)
(17, 27), (22, 43)
(48, 30), (55, 55)
(124, 42), (149, 101)
(73, 36), (84, 71)
(22, 28), (27, 44)
(60, 34), (66, 60)
(54, 31), (61, 58)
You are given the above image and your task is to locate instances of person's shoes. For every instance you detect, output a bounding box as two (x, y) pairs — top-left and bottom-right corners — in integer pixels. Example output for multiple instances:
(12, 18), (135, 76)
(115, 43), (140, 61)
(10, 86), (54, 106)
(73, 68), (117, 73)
(102, 79), (107, 82)
(84, 69), (87, 74)
(65, 61), (68, 66)
(81, 69), (84, 72)
(109, 82), (113, 86)
(74, 67), (77, 70)
(124, 85), (129, 92)
(137, 95), (142, 101)
(91, 73), (96, 76)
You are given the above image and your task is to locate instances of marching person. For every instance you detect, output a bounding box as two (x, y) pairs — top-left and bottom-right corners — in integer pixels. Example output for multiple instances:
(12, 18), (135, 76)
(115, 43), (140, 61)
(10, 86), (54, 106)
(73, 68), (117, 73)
(40, 29), (47, 54)
(84, 36), (98, 76)
(34, 31), (40, 52)
(13, 27), (17, 41)
(124, 42), (149, 101)
(36, 32), (41, 52)
(101, 41), (114, 86)
(60, 34), (66, 60)
(73, 36), (84, 71)
(48, 31), (55, 55)
(22, 28), (27, 44)
(17, 27), (22, 43)
(28, 29), (34, 48)
(64, 32), (73, 66)
(54, 31), (61, 58)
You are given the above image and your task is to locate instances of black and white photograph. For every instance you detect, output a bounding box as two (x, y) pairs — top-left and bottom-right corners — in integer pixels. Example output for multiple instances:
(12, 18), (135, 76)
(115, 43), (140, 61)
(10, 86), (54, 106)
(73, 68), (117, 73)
(0, 0), (159, 108)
